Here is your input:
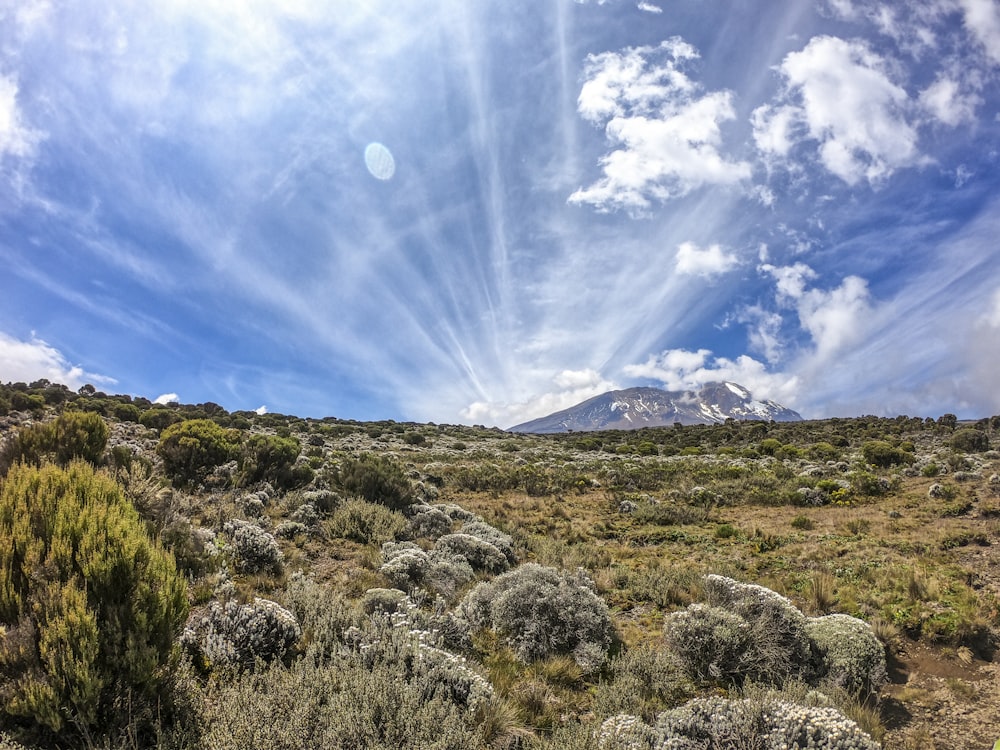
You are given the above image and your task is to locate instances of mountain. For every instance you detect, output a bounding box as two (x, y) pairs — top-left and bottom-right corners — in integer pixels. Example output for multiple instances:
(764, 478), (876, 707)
(508, 382), (802, 433)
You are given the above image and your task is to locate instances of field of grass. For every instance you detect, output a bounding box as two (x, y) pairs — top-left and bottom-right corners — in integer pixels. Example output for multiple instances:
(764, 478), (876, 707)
(1, 383), (998, 748)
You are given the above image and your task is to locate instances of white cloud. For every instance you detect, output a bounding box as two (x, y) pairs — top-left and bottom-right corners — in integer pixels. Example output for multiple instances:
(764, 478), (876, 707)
(624, 348), (801, 405)
(0, 74), (42, 160)
(570, 38), (751, 214)
(796, 275), (872, 360)
(761, 262), (873, 360)
(461, 368), (619, 428)
(754, 36), (923, 185)
(919, 75), (981, 126)
(0, 331), (114, 389)
(959, 0), (1000, 65)
(760, 262), (817, 300)
(675, 241), (739, 277)
(255, 404), (268, 415)
(637, 2), (662, 13)
(154, 392), (179, 405)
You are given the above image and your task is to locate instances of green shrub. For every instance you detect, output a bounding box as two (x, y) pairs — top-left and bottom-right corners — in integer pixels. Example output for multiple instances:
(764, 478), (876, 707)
(0, 411), (109, 475)
(861, 440), (914, 468)
(139, 408), (181, 430)
(238, 433), (303, 488)
(0, 462), (188, 737)
(112, 402), (141, 423)
(949, 429), (990, 453)
(157, 419), (240, 486)
(337, 454), (414, 510)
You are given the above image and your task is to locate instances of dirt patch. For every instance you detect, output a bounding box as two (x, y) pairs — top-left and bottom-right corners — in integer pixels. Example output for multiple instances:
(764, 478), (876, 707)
(882, 642), (1000, 749)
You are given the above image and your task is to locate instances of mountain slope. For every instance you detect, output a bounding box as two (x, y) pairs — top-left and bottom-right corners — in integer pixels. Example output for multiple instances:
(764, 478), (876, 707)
(509, 382), (802, 433)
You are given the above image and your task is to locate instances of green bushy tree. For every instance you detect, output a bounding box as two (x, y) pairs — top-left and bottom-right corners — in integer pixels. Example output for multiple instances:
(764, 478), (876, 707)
(238, 433), (305, 489)
(0, 461), (188, 738)
(157, 419), (240, 486)
(949, 429), (990, 453)
(861, 440), (914, 468)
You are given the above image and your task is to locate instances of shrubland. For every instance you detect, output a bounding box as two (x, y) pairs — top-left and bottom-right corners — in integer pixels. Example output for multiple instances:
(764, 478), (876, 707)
(0, 380), (999, 748)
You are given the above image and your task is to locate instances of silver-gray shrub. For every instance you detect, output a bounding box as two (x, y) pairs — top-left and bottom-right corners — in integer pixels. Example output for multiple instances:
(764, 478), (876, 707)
(290, 500), (319, 526)
(275, 520), (308, 538)
(661, 603), (754, 685)
(435, 532), (510, 574)
(183, 622), (493, 750)
(700, 574), (815, 683)
(459, 519), (516, 565)
(433, 502), (479, 522)
(381, 540), (476, 599)
(223, 518), (283, 574)
(459, 563), (614, 672)
(181, 597), (301, 670)
(599, 697), (880, 750)
(806, 614), (887, 697)
(405, 503), (453, 540)
(380, 542), (432, 590)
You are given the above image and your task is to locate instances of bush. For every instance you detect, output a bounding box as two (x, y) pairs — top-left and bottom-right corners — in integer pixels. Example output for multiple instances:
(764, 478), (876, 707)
(405, 503), (453, 540)
(139, 408), (181, 431)
(661, 604), (753, 685)
(337, 454), (414, 510)
(861, 440), (914, 468)
(664, 575), (815, 687)
(238, 433), (303, 488)
(328, 499), (406, 545)
(599, 697), (880, 750)
(459, 563), (614, 672)
(950, 429), (990, 453)
(806, 614), (887, 697)
(224, 519), (283, 575)
(180, 597), (301, 671)
(157, 419), (240, 486)
(435, 533), (510, 574)
(0, 462), (188, 738)
(0, 411), (109, 475)
(182, 619), (493, 750)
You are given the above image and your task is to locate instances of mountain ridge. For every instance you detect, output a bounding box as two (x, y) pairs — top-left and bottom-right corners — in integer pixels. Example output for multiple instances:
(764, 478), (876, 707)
(509, 382), (802, 433)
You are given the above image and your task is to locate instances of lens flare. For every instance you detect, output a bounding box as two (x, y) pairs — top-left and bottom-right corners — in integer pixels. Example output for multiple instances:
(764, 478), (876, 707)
(364, 142), (395, 180)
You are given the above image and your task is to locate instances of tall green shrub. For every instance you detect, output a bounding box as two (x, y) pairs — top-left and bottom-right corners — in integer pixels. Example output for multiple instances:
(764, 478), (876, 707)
(337, 454), (414, 510)
(0, 411), (108, 476)
(238, 433), (303, 488)
(157, 419), (240, 486)
(0, 462), (188, 737)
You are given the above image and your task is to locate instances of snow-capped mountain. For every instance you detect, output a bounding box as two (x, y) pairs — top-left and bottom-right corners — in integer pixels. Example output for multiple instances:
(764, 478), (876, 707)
(508, 382), (802, 433)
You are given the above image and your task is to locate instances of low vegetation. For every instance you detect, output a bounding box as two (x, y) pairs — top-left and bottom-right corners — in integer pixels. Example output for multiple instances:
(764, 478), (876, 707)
(0, 379), (999, 749)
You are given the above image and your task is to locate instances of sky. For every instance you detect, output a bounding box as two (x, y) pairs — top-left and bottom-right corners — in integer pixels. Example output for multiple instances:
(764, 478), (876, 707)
(1, 0), (1000, 427)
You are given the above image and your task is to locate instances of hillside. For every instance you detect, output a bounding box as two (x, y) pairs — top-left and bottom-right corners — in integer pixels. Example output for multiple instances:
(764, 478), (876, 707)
(0, 380), (998, 749)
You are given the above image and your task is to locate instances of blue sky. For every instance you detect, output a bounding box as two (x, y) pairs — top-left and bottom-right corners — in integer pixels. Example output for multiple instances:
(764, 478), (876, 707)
(1, 0), (1000, 426)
